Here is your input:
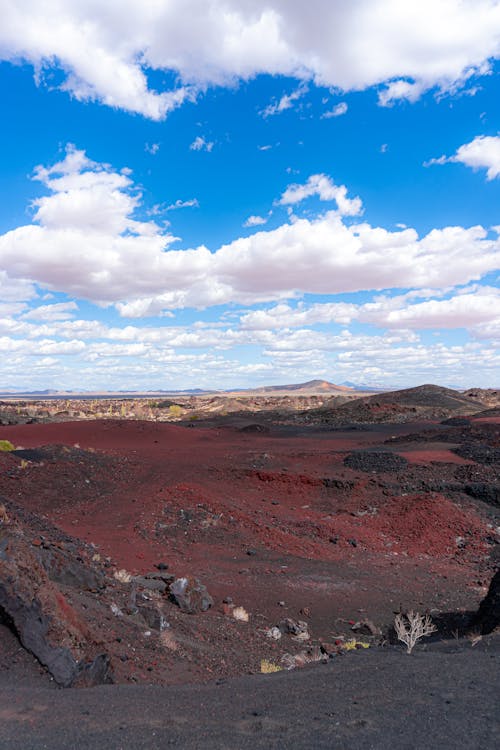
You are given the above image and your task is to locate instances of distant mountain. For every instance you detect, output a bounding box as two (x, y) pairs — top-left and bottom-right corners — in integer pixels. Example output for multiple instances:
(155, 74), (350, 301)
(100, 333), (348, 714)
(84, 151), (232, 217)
(340, 381), (386, 392)
(242, 379), (355, 395)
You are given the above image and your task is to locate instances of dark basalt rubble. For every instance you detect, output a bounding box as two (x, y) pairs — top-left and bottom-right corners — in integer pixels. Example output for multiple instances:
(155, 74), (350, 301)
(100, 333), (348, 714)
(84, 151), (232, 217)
(0, 501), (112, 687)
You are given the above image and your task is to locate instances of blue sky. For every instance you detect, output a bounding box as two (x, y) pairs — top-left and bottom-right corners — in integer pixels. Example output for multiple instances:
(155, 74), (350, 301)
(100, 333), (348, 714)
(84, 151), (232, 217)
(0, 0), (499, 391)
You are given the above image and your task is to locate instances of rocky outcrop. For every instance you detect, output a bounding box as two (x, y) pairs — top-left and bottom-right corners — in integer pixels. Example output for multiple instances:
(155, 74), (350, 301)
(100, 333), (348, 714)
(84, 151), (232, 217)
(0, 504), (112, 686)
(474, 568), (500, 634)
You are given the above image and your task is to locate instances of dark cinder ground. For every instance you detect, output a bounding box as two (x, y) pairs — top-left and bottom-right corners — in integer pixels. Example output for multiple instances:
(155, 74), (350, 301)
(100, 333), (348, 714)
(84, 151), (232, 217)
(0, 638), (498, 749)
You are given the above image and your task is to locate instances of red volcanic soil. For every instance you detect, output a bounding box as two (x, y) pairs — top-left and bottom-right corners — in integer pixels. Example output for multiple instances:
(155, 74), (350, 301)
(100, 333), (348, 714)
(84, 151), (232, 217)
(0, 418), (498, 685)
(398, 447), (474, 464)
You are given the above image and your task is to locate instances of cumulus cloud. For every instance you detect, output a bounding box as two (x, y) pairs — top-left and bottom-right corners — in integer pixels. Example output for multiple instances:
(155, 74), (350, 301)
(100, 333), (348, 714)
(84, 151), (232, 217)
(240, 288), (500, 334)
(1, 148), (500, 318)
(260, 85), (308, 117)
(243, 214), (269, 227)
(166, 198), (200, 211)
(0, 270), (37, 302)
(22, 301), (78, 322)
(2, 2), (500, 117)
(190, 136), (214, 152)
(240, 302), (358, 329)
(278, 174), (363, 216)
(378, 80), (424, 106)
(322, 102), (348, 118)
(425, 135), (500, 179)
(360, 287), (500, 329)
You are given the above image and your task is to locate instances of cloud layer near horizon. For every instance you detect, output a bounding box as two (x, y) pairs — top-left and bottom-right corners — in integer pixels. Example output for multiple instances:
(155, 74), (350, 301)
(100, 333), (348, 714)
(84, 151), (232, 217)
(2, 0), (500, 117)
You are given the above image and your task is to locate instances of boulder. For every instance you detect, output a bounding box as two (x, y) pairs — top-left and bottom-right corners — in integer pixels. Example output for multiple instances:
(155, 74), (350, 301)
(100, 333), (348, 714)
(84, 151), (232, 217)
(169, 577), (213, 614)
(0, 516), (112, 686)
(473, 568), (500, 634)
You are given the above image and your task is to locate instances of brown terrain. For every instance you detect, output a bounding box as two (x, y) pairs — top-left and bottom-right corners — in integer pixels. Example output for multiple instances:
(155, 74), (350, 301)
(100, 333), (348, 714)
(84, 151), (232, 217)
(0, 383), (499, 747)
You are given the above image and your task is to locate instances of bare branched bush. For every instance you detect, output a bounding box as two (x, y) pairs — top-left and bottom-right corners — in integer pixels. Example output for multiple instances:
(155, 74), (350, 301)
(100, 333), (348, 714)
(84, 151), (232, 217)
(394, 610), (437, 654)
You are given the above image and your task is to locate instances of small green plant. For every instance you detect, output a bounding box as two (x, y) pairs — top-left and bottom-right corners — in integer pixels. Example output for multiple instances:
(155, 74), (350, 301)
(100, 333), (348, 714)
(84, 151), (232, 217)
(0, 440), (15, 452)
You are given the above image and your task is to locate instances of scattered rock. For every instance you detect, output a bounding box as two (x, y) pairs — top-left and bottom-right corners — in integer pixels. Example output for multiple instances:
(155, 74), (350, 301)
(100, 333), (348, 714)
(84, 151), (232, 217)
(36, 546), (105, 591)
(350, 619), (381, 637)
(320, 641), (341, 656)
(454, 444), (500, 466)
(232, 606), (249, 622)
(137, 602), (168, 630)
(169, 577), (213, 614)
(281, 647), (324, 670)
(132, 576), (167, 593)
(279, 618), (310, 641)
(265, 626), (282, 640)
(114, 569), (132, 583)
(344, 451), (409, 473)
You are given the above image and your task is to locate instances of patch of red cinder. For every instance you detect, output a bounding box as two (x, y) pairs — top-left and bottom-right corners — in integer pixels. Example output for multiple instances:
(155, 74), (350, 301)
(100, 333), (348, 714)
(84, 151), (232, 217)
(0, 418), (494, 636)
(360, 494), (488, 557)
(398, 449), (474, 465)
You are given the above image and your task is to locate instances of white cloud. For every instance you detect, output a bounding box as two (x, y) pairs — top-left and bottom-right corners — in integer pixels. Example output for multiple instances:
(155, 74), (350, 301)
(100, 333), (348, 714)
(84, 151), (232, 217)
(2, 2), (500, 118)
(240, 302), (358, 329)
(260, 85), (308, 117)
(1, 148), (500, 320)
(0, 336), (85, 356)
(278, 174), (363, 216)
(243, 214), (269, 227)
(166, 198), (200, 211)
(190, 136), (214, 152)
(0, 270), (37, 302)
(239, 287), (500, 335)
(321, 102), (348, 118)
(145, 142), (160, 155)
(360, 288), (500, 329)
(426, 135), (500, 180)
(22, 301), (78, 322)
(378, 79), (424, 106)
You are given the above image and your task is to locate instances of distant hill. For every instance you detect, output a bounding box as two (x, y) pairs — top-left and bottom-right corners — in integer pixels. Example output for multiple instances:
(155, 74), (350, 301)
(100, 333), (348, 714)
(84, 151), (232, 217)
(244, 379), (354, 395)
(368, 384), (483, 410)
(308, 384), (486, 425)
